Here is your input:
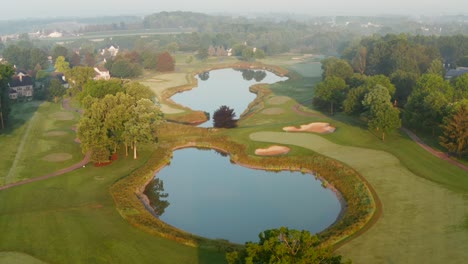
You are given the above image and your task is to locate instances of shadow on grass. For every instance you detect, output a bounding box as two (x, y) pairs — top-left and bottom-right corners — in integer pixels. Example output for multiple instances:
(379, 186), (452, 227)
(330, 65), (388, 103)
(0, 100), (42, 135)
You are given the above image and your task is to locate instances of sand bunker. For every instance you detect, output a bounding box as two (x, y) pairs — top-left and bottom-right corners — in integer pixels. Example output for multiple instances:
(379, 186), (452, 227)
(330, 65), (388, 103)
(45, 131), (67, 137)
(283, 122), (336, 134)
(261, 108), (285, 115)
(50, 112), (74, 121)
(255, 145), (290, 156)
(42, 153), (72, 162)
(268, 96), (291, 105)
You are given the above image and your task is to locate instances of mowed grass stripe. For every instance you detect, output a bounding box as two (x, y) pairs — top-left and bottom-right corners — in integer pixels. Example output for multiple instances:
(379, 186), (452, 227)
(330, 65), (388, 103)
(250, 131), (468, 264)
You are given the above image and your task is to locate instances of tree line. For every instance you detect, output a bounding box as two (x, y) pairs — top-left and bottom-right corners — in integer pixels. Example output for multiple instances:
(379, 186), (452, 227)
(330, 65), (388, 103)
(314, 34), (468, 157)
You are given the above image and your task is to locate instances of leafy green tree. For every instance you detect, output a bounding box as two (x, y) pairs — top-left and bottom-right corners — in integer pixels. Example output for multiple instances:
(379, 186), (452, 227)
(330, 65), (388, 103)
(362, 85), (401, 140)
(254, 48), (266, 60)
(54, 56), (70, 74)
(124, 98), (164, 159)
(47, 79), (66, 103)
(30, 48), (48, 70)
(52, 45), (69, 60)
(439, 105), (468, 158)
(390, 70), (419, 107)
(196, 47), (209, 61)
(213, 105), (237, 128)
(124, 82), (156, 102)
(321, 57), (354, 81)
(0, 64), (15, 129)
(68, 66), (96, 95)
(452, 74), (468, 101)
(226, 227), (346, 264)
(81, 79), (125, 102)
(404, 74), (453, 132)
(241, 47), (255, 61)
(110, 59), (142, 78)
(156, 51), (175, 72)
(314, 76), (347, 115)
(427, 59), (445, 77)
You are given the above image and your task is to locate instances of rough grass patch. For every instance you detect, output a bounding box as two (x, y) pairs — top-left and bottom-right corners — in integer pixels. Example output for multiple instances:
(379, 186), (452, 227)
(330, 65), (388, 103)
(267, 96), (291, 105)
(42, 153), (73, 162)
(50, 112), (74, 121)
(44, 131), (68, 137)
(261, 108), (285, 115)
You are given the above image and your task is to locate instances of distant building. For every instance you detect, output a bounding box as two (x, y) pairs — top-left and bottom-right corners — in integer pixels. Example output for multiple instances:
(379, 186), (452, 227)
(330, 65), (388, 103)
(94, 67), (111, 80)
(9, 72), (34, 100)
(445, 67), (468, 79)
(48, 31), (63, 38)
(100, 46), (119, 57)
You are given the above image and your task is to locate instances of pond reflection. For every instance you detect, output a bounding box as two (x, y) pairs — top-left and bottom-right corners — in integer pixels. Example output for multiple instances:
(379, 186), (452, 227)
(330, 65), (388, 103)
(145, 178), (170, 217)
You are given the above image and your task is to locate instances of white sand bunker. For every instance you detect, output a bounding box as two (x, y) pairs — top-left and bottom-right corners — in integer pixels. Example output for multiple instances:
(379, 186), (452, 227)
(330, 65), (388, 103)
(50, 112), (74, 121)
(261, 108), (285, 115)
(45, 131), (67, 137)
(268, 96), (291, 105)
(283, 122), (336, 134)
(255, 145), (290, 156)
(42, 153), (72, 162)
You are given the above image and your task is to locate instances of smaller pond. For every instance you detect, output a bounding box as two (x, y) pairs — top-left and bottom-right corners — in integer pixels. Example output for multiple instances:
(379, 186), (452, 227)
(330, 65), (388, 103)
(145, 148), (341, 244)
(170, 68), (288, 127)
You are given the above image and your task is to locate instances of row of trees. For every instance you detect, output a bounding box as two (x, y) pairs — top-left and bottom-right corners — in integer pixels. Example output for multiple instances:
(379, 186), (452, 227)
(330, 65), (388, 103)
(77, 81), (163, 162)
(0, 64), (15, 129)
(313, 54), (468, 156)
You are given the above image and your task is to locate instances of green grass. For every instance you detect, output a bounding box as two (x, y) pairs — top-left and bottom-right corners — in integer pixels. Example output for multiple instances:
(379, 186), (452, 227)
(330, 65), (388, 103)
(0, 146), (225, 263)
(249, 132), (468, 263)
(0, 101), (82, 185)
(1, 55), (467, 263)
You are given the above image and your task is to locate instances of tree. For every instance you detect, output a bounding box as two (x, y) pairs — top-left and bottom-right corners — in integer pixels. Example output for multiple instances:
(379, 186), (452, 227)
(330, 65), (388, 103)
(314, 76), (347, 115)
(54, 56), (70, 74)
(68, 66), (96, 95)
(0, 64), (15, 129)
(156, 51), (175, 72)
(109, 59), (142, 78)
(321, 57), (354, 81)
(213, 105), (237, 128)
(226, 227), (346, 264)
(196, 47), (209, 61)
(439, 105), (468, 158)
(362, 85), (401, 140)
(80, 79), (125, 102)
(52, 45), (69, 60)
(29, 48), (48, 70)
(427, 59), (445, 77)
(452, 74), (468, 101)
(124, 98), (164, 159)
(47, 79), (66, 103)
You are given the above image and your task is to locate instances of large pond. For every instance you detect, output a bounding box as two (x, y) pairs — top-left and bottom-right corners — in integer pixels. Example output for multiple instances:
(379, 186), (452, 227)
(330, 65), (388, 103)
(145, 148), (342, 244)
(171, 68), (288, 127)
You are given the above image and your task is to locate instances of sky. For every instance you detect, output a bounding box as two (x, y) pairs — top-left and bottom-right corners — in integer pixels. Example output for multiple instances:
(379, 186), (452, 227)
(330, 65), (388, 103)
(1, 0), (467, 20)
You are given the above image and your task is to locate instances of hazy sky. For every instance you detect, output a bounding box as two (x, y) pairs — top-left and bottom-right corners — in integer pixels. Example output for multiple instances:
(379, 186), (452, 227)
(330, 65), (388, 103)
(2, 0), (467, 20)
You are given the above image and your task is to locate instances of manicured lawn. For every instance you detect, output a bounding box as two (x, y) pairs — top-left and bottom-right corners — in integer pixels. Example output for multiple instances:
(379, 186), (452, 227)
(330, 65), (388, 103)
(0, 146), (225, 263)
(250, 132), (468, 263)
(0, 101), (82, 185)
(1, 55), (467, 264)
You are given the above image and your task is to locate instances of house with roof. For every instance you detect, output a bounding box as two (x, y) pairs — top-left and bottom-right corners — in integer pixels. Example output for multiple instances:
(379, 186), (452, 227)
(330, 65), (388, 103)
(445, 67), (468, 79)
(100, 46), (119, 57)
(9, 72), (34, 100)
(94, 67), (111, 80)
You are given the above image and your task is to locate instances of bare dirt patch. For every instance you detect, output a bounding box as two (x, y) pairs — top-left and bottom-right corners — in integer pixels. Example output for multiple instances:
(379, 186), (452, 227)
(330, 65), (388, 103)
(50, 112), (74, 121)
(261, 108), (285, 115)
(268, 96), (291, 105)
(255, 145), (290, 156)
(42, 153), (73, 162)
(283, 122), (336, 134)
(45, 131), (68, 137)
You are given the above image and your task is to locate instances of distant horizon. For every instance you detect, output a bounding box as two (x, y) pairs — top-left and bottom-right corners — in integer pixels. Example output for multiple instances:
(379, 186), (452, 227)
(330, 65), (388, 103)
(1, 0), (468, 21)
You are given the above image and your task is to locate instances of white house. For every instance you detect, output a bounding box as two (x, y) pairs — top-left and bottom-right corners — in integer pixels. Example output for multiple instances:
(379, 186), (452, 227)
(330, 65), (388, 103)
(94, 67), (111, 80)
